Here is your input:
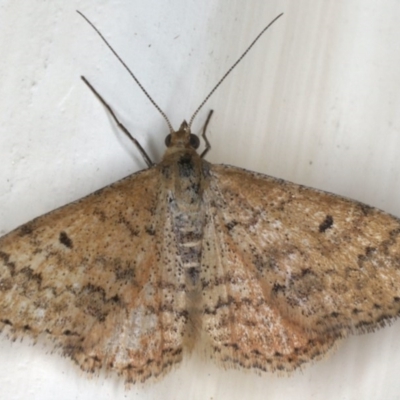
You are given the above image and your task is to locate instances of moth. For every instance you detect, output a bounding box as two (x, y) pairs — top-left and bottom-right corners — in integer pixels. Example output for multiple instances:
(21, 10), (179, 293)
(1, 12), (400, 385)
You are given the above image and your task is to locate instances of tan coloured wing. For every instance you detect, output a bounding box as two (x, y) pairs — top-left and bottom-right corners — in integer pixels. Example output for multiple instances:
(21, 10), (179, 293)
(201, 164), (400, 372)
(0, 168), (187, 383)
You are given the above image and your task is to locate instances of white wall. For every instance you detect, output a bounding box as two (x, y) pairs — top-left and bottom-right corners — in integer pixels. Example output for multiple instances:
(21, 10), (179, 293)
(1, 1), (400, 399)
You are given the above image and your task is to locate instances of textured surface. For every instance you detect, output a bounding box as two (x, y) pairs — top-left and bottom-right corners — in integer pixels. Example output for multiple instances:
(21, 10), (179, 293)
(205, 166), (400, 363)
(0, 167), (187, 383)
(2, 1), (400, 399)
(2, 121), (400, 383)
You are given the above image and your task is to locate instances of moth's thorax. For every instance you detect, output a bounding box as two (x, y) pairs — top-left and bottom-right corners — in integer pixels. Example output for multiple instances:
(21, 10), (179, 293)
(159, 146), (209, 210)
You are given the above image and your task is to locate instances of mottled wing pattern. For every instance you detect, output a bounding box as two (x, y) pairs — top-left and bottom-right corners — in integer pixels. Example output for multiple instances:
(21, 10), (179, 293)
(0, 168), (187, 383)
(201, 164), (400, 371)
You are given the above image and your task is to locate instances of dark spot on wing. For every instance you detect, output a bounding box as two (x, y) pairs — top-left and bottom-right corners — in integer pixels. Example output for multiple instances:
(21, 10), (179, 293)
(330, 312), (340, 318)
(272, 283), (286, 294)
(59, 231), (73, 248)
(145, 226), (156, 236)
(226, 220), (238, 230)
(319, 215), (333, 233)
(365, 246), (376, 256)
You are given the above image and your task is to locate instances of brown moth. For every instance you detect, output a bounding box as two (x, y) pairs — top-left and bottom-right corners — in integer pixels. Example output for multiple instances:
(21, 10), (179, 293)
(1, 12), (400, 385)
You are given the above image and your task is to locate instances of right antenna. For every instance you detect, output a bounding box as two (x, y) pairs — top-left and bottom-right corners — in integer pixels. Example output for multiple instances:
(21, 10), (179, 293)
(188, 12), (284, 129)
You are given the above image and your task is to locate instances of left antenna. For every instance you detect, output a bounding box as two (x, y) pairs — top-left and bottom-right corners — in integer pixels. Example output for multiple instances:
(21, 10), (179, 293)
(77, 11), (174, 134)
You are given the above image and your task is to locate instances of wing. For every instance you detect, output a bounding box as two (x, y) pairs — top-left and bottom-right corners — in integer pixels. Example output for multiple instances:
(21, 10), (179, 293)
(0, 168), (187, 383)
(200, 164), (400, 372)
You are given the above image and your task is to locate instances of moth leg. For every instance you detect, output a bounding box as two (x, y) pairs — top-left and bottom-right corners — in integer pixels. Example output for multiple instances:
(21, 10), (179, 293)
(200, 109), (214, 158)
(81, 76), (154, 167)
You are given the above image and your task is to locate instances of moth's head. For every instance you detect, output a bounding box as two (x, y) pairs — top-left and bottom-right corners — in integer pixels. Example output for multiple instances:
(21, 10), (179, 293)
(164, 120), (200, 150)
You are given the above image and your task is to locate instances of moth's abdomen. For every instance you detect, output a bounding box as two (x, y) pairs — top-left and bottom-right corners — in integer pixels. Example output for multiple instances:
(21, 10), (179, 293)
(173, 211), (204, 287)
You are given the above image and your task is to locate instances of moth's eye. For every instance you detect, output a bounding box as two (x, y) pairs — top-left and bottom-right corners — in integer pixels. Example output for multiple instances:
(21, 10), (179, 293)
(165, 134), (172, 147)
(189, 134), (200, 149)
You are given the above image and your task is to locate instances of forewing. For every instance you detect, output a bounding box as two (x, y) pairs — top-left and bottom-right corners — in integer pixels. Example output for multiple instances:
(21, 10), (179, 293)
(0, 168), (186, 383)
(200, 164), (400, 371)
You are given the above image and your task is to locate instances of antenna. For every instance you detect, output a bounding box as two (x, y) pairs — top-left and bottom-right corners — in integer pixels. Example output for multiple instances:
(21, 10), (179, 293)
(77, 11), (174, 134)
(78, 11), (283, 133)
(188, 12), (283, 128)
